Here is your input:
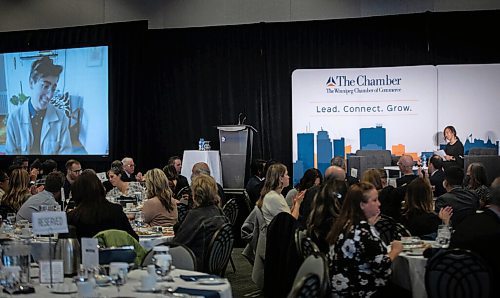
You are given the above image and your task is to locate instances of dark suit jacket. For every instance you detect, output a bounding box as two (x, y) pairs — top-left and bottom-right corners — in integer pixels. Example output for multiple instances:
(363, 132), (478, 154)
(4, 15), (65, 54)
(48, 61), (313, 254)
(396, 174), (418, 187)
(435, 187), (479, 226)
(121, 173), (136, 182)
(450, 208), (500, 282)
(429, 169), (446, 197)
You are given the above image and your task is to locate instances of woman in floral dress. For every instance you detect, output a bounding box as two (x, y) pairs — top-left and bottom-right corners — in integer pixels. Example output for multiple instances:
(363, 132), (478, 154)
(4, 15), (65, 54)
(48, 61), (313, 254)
(327, 182), (403, 297)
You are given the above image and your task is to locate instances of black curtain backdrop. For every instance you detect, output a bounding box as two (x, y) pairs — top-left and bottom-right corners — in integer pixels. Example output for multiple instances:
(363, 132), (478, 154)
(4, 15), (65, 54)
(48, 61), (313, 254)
(1, 10), (499, 176)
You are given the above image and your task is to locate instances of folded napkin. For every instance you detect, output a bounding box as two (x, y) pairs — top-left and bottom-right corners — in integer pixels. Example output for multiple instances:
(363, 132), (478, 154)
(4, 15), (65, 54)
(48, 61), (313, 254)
(179, 274), (220, 281)
(175, 287), (220, 298)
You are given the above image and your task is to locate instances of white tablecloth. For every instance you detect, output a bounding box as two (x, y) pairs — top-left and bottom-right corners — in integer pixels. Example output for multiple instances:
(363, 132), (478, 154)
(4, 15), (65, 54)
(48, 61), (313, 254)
(26, 268), (232, 297)
(392, 252), (428, 298)
(181, 150), (223, 186)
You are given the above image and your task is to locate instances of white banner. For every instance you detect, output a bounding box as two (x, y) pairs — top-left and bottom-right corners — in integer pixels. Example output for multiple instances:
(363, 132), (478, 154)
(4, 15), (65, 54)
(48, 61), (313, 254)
(291, 64), (500, 183)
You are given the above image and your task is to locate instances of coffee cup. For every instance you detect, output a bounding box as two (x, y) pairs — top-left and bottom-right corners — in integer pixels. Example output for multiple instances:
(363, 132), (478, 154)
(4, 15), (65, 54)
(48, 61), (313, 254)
(146, 264), (156, 276)
(140, 274), (157, 290)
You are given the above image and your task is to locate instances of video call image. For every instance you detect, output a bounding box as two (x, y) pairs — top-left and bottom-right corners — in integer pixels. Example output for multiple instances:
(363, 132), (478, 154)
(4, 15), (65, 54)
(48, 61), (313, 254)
(0, 46), (109, 155)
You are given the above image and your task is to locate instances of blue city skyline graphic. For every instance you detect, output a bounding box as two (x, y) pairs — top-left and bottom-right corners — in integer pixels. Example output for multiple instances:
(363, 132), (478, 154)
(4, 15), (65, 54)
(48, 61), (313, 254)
(293, 127), (498, 184)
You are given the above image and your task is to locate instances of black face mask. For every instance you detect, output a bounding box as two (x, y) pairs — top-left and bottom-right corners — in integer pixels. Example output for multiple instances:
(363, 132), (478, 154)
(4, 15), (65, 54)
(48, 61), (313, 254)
(464, 175), (471, 186)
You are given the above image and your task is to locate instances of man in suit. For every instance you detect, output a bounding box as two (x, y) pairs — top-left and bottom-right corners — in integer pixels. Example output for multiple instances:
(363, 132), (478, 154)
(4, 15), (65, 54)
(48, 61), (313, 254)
(428, 154), (446, 197)
(121, 157), (143, 182)
(167, 155), (189, 195)
(435, 166), (479, 226)
(450, 177), (500, 282)
(396, 155), (418, 187)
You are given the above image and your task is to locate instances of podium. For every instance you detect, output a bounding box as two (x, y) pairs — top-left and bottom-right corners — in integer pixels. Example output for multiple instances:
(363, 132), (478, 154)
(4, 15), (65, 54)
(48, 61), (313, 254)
(217, 125), (257, 189)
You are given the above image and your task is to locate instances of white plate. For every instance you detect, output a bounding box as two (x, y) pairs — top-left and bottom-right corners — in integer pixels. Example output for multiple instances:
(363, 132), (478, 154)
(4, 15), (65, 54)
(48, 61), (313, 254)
(138, 233), (163, 238)
(50, 285), (78, 294)
(197, 277), (226, 285)
(134, 286), (161, 293)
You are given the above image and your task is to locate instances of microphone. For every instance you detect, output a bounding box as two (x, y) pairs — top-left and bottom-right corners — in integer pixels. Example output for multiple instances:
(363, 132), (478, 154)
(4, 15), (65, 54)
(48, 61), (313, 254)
(238, 113), (243, 125)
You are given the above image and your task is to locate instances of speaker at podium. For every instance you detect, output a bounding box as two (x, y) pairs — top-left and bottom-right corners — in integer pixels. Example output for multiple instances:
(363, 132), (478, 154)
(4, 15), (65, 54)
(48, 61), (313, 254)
(217, 123), (257, 189)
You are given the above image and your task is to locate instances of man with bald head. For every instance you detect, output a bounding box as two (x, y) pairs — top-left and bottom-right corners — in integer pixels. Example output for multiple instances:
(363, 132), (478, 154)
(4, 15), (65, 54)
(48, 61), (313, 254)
(298, 166), (348, 227)
(330, 156), (359, 186)
(396, 155), (417, 187)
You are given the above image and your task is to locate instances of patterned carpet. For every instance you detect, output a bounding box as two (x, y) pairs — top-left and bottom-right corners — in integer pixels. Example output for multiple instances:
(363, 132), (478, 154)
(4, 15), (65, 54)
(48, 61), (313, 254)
(225, 248), (263, 298)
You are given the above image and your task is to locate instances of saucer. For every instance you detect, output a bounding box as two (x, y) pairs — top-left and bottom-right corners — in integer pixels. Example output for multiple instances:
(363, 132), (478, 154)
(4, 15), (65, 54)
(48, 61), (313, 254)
(134, 286), (161, 293)
(197, 277), (226, 285)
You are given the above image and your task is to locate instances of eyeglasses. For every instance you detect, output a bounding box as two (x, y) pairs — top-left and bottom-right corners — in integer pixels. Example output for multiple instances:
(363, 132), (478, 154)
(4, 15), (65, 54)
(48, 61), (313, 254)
(71, 169), (83, 174)
(126, 164), (135, 168)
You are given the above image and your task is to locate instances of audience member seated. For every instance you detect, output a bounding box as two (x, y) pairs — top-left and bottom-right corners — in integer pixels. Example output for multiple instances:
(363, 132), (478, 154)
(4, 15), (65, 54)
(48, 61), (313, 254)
(0, 170), (9, 198)
(162, 164), (180, 196)
(191, 162), (225, 205)
(252, 163), (304, 289)
(285, 168), (322, 209)
(399, 178), (452, 238)
(167, 156), (189, 195)
(173, 174), (227, 272)
(465, 162), (490, 209)
(67, 171), (138, 240)
(63, 159), (82, 209)
(427, 154), (446, 197)
(396, 155), (417, 187)
(121, 157), (144, 182)
(299, 166), (345, 227)
(0, 169), (32, 214)
(143, 168), (178, 227)
(16, 171), (65, 222)
(331, 156), (359, 186)
(245, 159), (266, 206)
(327, 182), (403, 297)
(435, 166), (479, 227)
(450, 177), (500, 282)
(306, 179), (346, 253)
(106, 166), (145, 202)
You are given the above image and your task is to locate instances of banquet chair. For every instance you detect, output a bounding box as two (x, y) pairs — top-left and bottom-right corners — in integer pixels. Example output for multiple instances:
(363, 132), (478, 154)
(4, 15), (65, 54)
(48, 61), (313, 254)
(93, 229), (147, 266)
(287, 252), (328, 298)
(177, 203), (189, 224)
(425, 248), (491, 298)
(375, 215), (411, 245)
(222, 199), (239, 272)
(141, 242), (197, 270)
(295, 229), (320, 260)
(204, 223), (234, 276)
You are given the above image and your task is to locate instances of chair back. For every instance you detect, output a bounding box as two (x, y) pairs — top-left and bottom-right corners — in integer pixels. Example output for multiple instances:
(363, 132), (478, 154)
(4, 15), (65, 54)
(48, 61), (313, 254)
(141, 242), (197, 270)
(375, 215), (411, 245)
(222, 198), (239, 225)
(295, 229), (320, 260)
(205, 223), (234, 276)
(93, 229), (147, 266)
(288, 253), (328, 298)
(177, 203), (188, 224)
(99, 246), (136, 265)
(425, 248), (491, 298)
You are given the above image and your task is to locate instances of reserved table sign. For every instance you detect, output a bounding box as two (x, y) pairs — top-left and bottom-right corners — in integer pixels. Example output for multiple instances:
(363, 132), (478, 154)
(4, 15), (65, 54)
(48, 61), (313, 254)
(32, 211), (69, 235)
(81, 238), (99, 268)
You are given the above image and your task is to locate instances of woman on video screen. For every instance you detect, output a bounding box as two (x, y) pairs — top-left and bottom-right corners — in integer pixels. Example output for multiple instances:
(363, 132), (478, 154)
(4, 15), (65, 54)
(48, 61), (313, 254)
(5, 56), (71, 155)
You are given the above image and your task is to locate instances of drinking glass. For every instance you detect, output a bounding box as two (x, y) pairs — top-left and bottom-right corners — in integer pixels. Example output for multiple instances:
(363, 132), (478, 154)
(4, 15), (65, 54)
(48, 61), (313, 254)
(436, 224), (451, 248)
(111, 268), (125, 296)
(6, 213), (15, 225)
(135, 212), (144, 228)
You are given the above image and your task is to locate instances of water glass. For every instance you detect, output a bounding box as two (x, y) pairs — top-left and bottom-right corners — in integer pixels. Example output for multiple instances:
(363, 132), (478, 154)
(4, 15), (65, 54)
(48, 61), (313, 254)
(436, 224), (451, 248)
(7, 213), (15, 225)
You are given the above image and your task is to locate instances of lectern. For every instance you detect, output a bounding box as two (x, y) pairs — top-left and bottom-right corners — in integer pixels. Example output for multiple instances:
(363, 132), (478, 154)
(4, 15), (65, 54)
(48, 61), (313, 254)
(217, 125), (257, 189)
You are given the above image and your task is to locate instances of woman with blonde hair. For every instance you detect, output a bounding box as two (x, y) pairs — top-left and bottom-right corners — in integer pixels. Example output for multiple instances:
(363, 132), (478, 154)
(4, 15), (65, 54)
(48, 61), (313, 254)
(174, 174), (227, 271)
(361, 168), (383, 190)
(252, 163), (304, 288)
(1, 169), (32, 212)
(143, 168), (178, 227)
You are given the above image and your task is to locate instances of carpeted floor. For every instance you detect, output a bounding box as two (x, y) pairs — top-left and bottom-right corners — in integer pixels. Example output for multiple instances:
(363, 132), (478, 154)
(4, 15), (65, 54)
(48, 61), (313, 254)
(225, 248), (264, 298)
